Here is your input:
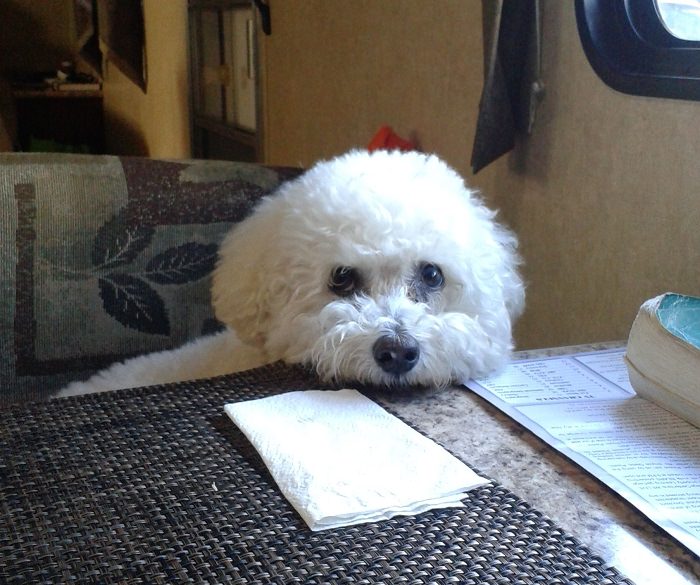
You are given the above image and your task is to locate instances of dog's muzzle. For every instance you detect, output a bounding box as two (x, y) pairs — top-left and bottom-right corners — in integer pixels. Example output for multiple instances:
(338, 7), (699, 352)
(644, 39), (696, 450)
(372, 333), (420, 376)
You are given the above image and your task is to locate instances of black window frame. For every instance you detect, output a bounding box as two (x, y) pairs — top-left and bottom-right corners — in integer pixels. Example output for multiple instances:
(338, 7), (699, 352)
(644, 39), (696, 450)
(575, 0), (700, 101)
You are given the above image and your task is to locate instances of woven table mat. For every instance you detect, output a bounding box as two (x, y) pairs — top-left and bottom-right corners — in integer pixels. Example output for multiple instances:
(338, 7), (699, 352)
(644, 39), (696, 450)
(0, 363), (634, 584)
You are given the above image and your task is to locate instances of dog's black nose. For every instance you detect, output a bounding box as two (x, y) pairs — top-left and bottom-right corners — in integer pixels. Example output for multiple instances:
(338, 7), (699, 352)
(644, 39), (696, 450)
(372, 334), (420, 376)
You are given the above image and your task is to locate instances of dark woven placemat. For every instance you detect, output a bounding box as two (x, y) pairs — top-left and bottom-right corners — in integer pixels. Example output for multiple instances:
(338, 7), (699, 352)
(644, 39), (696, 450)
(0, 363), (634, 584)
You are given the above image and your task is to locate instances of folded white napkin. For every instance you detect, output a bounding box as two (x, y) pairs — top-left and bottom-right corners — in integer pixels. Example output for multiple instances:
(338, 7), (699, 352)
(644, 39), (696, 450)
(224, 389), (489, 531)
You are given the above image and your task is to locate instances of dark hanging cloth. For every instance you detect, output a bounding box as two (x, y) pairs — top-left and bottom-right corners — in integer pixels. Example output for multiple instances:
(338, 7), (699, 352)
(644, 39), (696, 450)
(470, 0), (542, 174)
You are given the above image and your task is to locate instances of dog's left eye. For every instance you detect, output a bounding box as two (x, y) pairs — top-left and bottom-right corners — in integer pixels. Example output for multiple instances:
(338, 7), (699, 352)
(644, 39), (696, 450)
(329, 266), (361, 296)
(419, 263), (444, 289)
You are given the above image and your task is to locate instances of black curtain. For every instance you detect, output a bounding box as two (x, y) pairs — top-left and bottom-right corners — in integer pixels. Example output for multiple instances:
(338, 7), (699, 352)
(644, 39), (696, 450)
(471, 0), (542, 174)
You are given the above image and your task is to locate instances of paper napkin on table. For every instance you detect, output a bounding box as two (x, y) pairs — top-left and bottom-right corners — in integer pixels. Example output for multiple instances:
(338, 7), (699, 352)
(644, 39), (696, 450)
(224, 389), (489, 531)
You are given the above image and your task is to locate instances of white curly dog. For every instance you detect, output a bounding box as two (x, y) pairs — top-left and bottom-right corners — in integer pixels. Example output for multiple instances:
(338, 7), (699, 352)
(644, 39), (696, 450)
(58, 150), (524, 397)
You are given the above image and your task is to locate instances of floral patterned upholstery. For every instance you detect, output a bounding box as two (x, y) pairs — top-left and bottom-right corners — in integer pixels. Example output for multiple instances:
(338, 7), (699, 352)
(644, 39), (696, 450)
(0, 153), (301, 406)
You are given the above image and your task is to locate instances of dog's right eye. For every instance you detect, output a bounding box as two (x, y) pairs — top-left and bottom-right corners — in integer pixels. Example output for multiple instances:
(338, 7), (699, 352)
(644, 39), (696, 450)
(328, 266), (360, 296)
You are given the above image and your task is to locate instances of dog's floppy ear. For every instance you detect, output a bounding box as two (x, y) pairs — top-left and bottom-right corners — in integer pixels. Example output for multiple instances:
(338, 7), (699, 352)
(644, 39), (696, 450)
(211, 198), (281, 347)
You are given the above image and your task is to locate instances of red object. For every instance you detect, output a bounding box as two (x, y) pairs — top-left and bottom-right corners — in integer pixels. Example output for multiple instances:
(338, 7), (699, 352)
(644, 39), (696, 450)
(367, 126), (417, 152)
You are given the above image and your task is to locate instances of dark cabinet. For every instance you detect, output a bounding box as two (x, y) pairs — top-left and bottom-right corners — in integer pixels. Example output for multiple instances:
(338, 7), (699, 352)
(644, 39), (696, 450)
(14, 89), (104, 154)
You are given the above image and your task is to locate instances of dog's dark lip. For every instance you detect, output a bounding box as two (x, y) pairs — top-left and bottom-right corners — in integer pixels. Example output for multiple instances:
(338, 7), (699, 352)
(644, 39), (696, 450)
(316, 369), (436, 394)
(300, 360), (446, 395)
(336, 373), (443, 396)
(357, 379), (444, 405)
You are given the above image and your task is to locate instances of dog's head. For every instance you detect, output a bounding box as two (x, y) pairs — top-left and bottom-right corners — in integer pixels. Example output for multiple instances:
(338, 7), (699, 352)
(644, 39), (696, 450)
(213, 150), (524, 387)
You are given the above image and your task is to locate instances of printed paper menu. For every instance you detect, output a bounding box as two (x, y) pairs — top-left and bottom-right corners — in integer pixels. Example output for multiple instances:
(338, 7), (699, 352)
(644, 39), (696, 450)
(466, 348), (700, 557)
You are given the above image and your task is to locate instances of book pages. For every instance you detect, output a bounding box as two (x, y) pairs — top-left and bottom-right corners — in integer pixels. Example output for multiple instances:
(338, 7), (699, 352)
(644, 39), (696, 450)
(466, 348), (700, 557)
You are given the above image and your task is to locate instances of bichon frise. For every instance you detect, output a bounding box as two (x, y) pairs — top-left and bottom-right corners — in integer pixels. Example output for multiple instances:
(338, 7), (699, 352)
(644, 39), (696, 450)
(58, 150), (524, 397)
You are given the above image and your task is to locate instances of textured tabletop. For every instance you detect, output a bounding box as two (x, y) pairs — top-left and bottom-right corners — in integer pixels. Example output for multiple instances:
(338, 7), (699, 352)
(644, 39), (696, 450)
(0, 359), (639, 584)
(375, 343), (698, 585)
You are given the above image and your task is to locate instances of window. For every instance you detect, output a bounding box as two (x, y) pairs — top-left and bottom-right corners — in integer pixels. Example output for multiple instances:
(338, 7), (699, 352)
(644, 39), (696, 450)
(575, 0), (700, 101)
(656, 0), (700, 41)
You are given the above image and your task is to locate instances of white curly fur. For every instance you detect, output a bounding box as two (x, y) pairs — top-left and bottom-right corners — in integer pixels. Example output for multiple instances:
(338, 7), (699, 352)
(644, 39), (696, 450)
(57, 150), (524, 397)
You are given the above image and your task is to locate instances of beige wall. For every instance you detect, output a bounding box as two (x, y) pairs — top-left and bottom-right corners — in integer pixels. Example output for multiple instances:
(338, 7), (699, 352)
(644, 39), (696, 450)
(259, 0), (483, 172)
(102, 0), (191, 158)
(477, 2), (700, 348)
(260, 0), (700, 350)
